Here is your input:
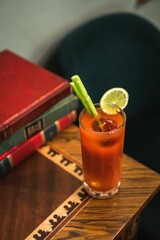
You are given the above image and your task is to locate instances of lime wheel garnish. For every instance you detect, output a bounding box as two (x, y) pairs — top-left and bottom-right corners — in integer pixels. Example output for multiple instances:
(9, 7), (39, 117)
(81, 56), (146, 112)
(100, 87), (129, 114)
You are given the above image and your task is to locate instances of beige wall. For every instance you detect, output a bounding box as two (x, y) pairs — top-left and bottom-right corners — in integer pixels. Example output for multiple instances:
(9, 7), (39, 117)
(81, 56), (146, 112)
(0, 0), (159, 65)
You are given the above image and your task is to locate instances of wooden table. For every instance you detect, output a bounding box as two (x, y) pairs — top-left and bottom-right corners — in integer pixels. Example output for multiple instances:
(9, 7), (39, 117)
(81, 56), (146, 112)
(0, 124), (160, 240)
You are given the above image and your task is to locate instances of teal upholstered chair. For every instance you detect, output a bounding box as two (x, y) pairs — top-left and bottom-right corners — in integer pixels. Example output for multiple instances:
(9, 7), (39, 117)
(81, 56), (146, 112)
(45, 13), (160, 240)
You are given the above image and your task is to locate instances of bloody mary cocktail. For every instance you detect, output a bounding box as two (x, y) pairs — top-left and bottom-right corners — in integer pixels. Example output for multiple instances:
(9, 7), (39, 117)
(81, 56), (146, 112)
(79, 104), (126, 199)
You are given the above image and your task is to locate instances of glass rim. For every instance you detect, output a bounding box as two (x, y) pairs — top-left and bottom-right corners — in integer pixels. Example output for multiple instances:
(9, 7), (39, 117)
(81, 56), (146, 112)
(79, 103), (126, 135)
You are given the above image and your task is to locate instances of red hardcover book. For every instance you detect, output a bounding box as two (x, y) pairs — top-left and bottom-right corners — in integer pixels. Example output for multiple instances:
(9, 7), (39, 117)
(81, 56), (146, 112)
(0, 49), (71, 141)
(0, 111), (77, 176)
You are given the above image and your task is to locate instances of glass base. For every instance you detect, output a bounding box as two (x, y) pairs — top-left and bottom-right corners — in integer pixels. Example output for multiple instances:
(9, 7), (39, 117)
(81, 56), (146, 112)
(84, 181), (121, 199)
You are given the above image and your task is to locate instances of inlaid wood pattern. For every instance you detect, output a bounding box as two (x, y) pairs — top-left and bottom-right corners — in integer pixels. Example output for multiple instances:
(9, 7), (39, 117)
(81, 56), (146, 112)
(0, 150), (82, 240)
(0, 125), (159, 240)
(48, 125), (160, 240)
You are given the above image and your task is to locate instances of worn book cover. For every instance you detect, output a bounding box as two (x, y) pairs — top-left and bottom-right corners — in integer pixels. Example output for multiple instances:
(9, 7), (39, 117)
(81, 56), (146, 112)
(0, 111), (77, 176)
(0, 94), (78, 155)
(0, 49), (71, 141)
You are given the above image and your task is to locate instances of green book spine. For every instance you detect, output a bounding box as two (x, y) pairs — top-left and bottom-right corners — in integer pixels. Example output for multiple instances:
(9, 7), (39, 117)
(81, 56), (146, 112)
(0, 94), (78, 155)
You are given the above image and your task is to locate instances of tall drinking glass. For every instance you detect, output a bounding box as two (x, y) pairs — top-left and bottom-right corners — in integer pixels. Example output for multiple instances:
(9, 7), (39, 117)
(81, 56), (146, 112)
(79, 104), (126, 199)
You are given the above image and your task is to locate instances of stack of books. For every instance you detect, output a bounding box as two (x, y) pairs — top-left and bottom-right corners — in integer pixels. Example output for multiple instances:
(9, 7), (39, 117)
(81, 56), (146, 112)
(0, 50), (78, 177)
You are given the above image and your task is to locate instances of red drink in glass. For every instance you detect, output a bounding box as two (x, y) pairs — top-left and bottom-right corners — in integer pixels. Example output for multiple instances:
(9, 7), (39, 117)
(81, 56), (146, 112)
(79, 104), (126, 199)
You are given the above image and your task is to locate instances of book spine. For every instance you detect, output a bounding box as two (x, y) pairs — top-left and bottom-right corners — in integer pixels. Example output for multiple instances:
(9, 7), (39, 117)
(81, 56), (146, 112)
(0, 94), (78, 155)
(0, 83), (72, 142)
(0, 111), (77, 177)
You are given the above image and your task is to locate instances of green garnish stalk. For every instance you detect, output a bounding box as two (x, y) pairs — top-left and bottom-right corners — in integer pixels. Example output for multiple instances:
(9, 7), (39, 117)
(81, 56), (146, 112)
(70, 75), (104, 132)
(71, 75), (98, 116)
